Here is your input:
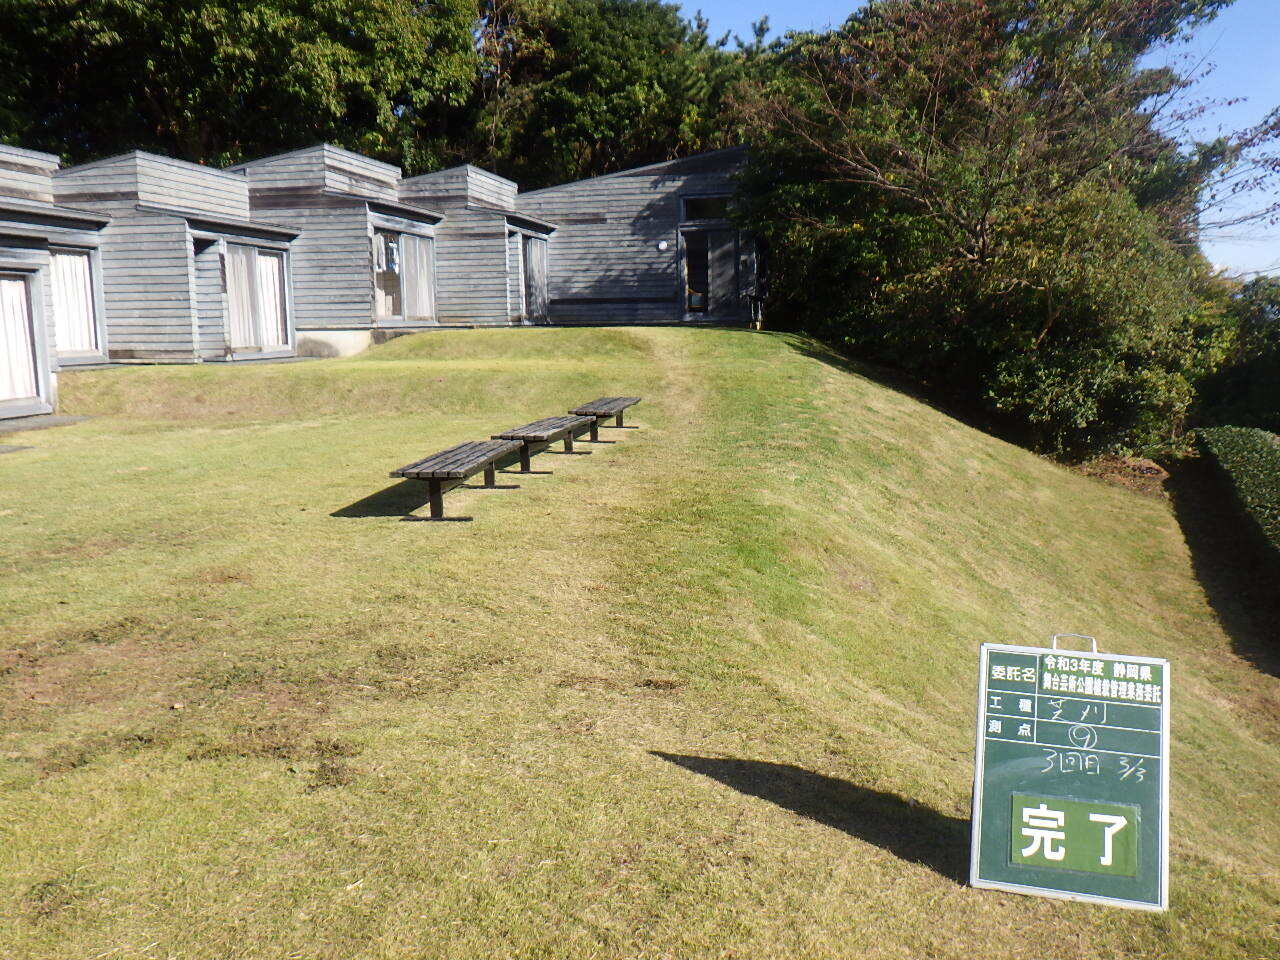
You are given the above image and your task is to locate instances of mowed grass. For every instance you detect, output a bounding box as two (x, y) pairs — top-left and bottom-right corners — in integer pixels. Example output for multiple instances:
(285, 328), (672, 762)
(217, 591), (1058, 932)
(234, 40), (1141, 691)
(0, 327), (1276, 960)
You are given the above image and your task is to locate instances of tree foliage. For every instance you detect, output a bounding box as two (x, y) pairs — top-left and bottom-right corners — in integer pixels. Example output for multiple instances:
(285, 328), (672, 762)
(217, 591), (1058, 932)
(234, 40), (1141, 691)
(0, 0), (478, 169)
(735, 0), (1264, 455)
(1199, 277), (1280, 432)
(456, 0), (762, 186)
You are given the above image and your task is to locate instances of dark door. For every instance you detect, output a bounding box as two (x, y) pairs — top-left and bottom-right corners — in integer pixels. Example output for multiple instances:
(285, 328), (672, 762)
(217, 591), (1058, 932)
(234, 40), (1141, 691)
(683, 229), (738, 316)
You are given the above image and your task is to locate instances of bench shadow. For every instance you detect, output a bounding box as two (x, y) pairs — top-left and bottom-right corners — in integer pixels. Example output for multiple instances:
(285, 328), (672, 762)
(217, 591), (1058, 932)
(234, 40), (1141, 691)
(331, 480), (432, 518)
(1163, 457), (1280, 677)
(651, 753), (968, 883)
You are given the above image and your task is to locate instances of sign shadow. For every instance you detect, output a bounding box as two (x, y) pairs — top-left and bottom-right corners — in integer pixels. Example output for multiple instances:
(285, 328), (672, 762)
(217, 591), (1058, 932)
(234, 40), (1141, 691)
(651, 752), (968, 883)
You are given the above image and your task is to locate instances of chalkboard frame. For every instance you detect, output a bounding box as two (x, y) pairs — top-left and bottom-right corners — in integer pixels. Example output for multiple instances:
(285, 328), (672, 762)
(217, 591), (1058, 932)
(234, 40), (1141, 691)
(969, 641), (1170, 911)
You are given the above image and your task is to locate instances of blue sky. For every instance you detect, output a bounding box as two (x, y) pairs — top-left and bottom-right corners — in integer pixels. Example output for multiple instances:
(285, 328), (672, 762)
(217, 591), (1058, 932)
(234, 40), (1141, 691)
(686, 0), (1280, 275)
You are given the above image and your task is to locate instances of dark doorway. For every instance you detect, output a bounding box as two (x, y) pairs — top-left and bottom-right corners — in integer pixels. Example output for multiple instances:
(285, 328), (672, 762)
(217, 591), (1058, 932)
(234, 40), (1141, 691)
(683, 229), (738, 315)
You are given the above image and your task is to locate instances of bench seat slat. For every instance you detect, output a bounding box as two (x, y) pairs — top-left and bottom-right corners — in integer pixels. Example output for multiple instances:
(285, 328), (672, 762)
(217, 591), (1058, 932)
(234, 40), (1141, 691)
(391, 438), (523, 480)
(494, 415), (595, 442)
(570, 396), (641, 417)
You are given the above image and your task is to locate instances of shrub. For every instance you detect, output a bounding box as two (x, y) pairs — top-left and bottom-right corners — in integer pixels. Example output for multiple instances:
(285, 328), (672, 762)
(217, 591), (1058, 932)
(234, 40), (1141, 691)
(733, 0), (1242, 457)
(1197, 426), (1280, 564)
(1199, 277), (1280, 433)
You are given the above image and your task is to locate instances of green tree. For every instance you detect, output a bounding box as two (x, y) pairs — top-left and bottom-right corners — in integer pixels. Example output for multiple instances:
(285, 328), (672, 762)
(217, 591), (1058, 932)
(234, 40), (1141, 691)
(0, 0), (478, 169)
(1200, 276), (1280, 432)
(736, 0), (1268, 455)
(460, 0), (757, 186)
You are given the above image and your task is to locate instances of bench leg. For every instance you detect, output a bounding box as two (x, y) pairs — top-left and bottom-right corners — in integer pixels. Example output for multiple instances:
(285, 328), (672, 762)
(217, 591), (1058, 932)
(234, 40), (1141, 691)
(519, 445), (531, 472)
(614, 411), (624, 428)
(564, 435), (574, 453)
(427, 479), (444, 519)
(589, 420), (599, 442)
(483, 465), (496, 487)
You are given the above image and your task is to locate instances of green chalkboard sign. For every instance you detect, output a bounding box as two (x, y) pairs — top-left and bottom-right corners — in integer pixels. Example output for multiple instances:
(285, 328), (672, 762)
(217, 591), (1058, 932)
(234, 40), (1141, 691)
(970, 638), (1170, 911)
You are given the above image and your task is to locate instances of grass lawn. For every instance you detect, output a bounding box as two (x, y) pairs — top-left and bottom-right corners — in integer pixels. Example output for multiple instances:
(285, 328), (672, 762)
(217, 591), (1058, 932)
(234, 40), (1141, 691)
(1, 327), (1276, 959)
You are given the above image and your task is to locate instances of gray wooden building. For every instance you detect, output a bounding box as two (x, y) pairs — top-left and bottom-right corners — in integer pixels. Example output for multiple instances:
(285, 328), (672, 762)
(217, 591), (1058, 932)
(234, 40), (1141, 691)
(516, 148), (758, 324)
(53, 151), (299, 362)
(0, 144), (111, 420)
(230, 145), (445, 356)
(399, 165), (556, 325)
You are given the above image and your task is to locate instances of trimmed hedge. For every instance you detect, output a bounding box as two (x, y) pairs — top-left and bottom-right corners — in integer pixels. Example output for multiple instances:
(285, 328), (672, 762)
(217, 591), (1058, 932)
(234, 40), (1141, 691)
(1197, 426), (1280, 562)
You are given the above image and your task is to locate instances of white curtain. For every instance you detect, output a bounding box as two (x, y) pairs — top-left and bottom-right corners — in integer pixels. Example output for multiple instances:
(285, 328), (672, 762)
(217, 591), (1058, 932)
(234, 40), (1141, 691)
(522, 236), (549, 322)
(255, 251), (288, 347)
(0, 275), (39, 403)
(225, 244), (257, 349)
(401, 235), (435, 322)
(50, 249), (98, 354)
(226, 244), (289, 351)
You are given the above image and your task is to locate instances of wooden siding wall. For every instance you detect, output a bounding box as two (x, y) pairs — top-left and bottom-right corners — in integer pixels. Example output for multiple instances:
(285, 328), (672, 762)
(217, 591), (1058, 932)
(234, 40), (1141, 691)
(399, 166), (524, 325)
(93, 214), (197, 358)
(518, 157), (745, 323)
(0, 145), (59, 203)
(192, 240), (227, 359)
(54, 155), (138, 216)
(55, 152), (249, 220)
(428, 207), (511, 324)
(466, 167), (517, 209)
(323, 148), (400, 201)
(232, 149), (434, 328)
(506, 231), (524, 321)
(399, 165), (517, 210)
(232, 145), (401, 202)
(238, 202), (372, 328)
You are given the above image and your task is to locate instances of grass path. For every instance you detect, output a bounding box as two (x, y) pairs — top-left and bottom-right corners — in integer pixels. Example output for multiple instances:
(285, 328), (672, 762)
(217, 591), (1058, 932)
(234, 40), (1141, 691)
(0, 328), (1276, 959)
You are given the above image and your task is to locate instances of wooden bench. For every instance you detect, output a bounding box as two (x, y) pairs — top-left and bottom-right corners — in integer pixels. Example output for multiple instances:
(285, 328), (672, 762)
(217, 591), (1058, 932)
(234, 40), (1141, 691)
(390, 438), (523, 519)
(493, 415), (597, 470)
(570, 396), (642, 433)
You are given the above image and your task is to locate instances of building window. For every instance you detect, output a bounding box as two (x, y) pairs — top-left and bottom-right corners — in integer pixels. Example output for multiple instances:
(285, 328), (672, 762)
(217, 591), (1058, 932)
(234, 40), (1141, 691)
(682, 195), (730, 221)
(373, 230), (403, 319)
(0, 272), (41, 405)
(50, 248), (100, 355)
(374, 230), (435, 322)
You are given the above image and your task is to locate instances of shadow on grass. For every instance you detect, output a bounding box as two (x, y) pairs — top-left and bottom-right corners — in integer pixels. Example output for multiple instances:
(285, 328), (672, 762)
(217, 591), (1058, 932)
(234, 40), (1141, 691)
(1164, 457), (1280, 677)
(331, 480), (431, 518)
(651, 753), (968, 883)
(763, 330), (1025, 449)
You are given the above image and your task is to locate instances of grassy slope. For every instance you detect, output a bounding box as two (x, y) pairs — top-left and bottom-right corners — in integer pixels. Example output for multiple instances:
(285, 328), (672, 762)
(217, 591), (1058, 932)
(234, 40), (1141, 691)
(0, 327), (1275, 960)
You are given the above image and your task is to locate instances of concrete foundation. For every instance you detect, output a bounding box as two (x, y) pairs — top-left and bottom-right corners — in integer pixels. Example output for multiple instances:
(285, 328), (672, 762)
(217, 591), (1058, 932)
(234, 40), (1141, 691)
(295, 330), (375, 358)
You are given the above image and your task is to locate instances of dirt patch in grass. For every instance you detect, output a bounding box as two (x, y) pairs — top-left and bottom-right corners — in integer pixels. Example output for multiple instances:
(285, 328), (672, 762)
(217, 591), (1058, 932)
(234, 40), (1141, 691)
(186, 721), (308, 761)
(194, 566), (255, 586)
(1075, 455), (1169, 497)
(306, 758), (358, 791)
(21, 871), (96, 921)
(38, 536), (129, 562)
(636, 677), (684, 691)
(1, 635), (195, 717)
(187, 723), (359, 764)
(558, 674), (625, 691)
(36, 727), (175, 775)
(359, 646), (519, 698)
(51, 614), (162, 647)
